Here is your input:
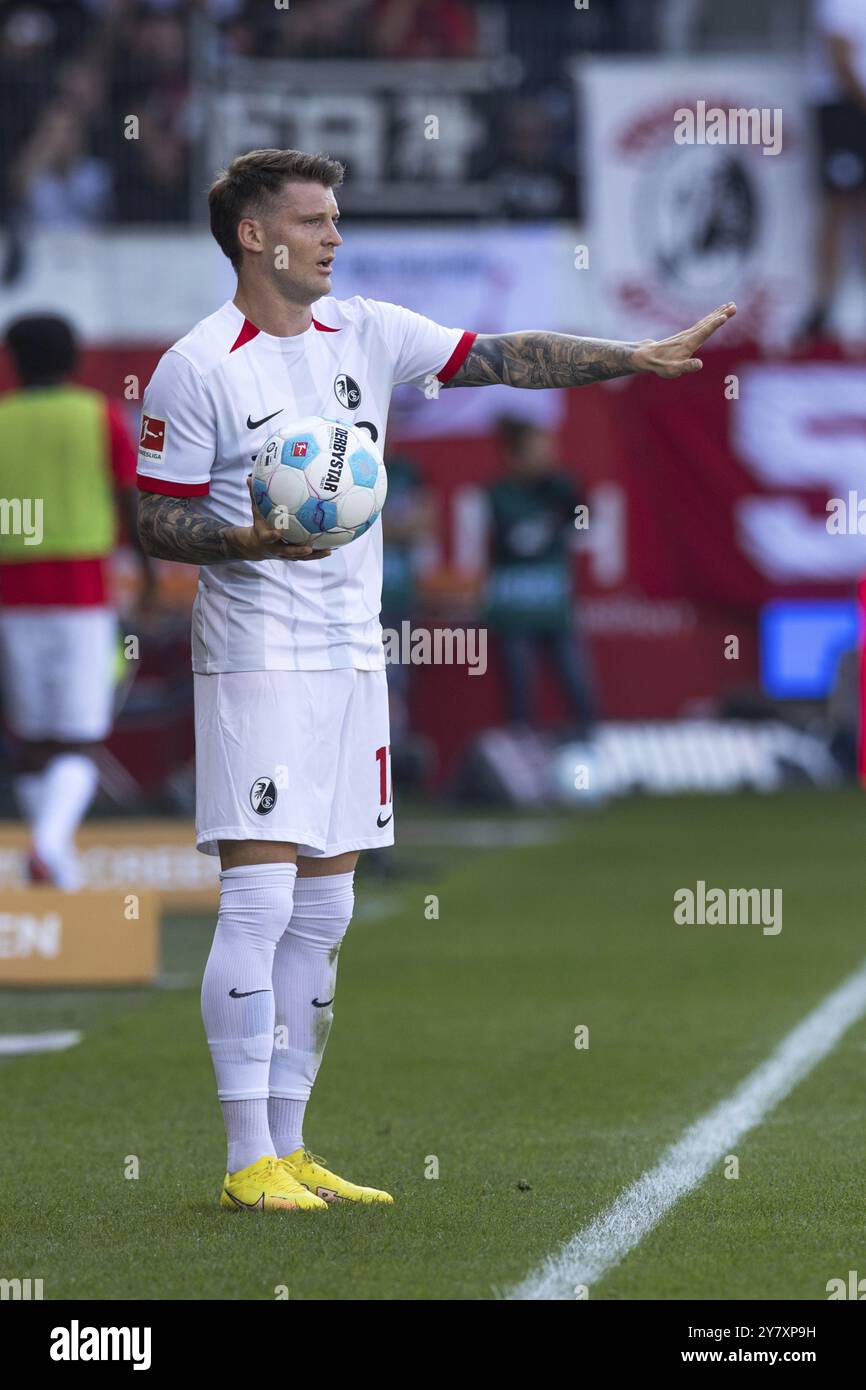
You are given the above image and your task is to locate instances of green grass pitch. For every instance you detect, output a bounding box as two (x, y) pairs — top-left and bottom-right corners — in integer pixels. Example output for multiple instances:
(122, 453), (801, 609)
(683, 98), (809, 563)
(2, 790), (865, 1300)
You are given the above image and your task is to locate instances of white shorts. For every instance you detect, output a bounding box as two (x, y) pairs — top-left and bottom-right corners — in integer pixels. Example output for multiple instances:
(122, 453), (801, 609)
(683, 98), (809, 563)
(0, 607), (117, 741)
(194, 668), (394, 859)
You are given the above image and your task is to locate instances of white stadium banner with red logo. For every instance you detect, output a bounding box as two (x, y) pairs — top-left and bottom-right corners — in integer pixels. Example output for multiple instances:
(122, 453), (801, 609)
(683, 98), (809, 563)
(573, 58), (815, 349)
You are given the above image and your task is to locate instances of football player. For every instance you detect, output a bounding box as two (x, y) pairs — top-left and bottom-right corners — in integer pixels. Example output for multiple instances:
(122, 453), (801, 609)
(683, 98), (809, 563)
(137, 147), (735, 1212)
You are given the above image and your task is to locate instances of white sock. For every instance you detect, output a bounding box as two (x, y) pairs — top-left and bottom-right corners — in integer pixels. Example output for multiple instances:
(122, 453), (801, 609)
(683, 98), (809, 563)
(30, 754), (99, 889)
(269, 871), (355, 1157)
(268, 1097), (307, 1159)
(201, 861), (297, 1174)
(222, 1099), (273, 1178)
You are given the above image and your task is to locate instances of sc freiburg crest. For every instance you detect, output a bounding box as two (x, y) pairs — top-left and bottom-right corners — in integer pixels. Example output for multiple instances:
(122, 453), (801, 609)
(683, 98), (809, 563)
(334, 373), (361, 409)
(250, 777), (277, 814)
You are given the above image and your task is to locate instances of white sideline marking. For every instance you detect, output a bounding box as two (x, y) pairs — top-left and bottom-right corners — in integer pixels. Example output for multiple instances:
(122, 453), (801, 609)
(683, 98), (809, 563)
(0, 1031), (82, 1057)
(508, 959), (866, 1301)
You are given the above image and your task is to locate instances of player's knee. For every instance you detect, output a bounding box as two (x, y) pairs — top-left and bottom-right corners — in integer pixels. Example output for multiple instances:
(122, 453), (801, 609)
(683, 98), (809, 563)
(217, 863), (297, 948)
(284, 873), (355, 950)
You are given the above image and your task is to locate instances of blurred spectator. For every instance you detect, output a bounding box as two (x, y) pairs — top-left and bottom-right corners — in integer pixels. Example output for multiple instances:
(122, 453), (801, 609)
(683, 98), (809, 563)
(0, 5), (92, 223)
(380, 453), (435, 783)
(371, 0), (477, 59)
(57, 55), (110, 122)
(477, 96), (577, 220)
(3, 1), (94, 57)
(484, 417), (597, 737)
(240, 0), (370, 59)
(802, 0), (866, 337)
(234, 0), (477, 61)
(112, 101), (189, 221)
(502, 0), (643, 88)
(827, 644), (858, 775)
(13, 99), (113, 226)
(381, 454), (431, 632)
(107, 7), (191, 220)
(108, 7), (189, 116)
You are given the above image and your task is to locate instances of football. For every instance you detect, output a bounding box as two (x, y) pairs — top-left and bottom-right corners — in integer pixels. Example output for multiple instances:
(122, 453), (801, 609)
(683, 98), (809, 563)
(251, 416), (387, 549)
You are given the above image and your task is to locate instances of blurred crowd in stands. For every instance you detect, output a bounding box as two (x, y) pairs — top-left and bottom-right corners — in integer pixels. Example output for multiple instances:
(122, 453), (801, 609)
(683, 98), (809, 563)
(0, 0), (649, 228)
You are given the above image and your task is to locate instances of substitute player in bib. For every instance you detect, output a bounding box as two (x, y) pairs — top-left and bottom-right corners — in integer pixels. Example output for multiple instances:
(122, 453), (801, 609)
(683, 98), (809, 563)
(0, 315), (155, 890)
(137, 148), (735, 1214)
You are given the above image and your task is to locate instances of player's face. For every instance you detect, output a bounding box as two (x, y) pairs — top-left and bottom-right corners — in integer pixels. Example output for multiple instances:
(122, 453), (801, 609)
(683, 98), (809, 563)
(263, 182), (343, 304)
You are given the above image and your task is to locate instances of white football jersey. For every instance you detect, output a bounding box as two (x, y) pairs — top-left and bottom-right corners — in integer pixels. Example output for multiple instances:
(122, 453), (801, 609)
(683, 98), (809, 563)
(137, 297), (475, 672)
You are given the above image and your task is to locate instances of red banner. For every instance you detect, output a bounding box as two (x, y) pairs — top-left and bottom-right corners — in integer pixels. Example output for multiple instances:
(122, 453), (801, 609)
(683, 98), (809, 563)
(4, 345), (862, 789)
(611, 348), (865, 608)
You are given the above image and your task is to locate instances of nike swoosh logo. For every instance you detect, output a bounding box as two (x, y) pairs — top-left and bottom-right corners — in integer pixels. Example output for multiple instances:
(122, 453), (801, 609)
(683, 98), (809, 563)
(377, 812), (393, 828)
(225, 1189), (297, 1211)
(312, 996), (334, 1008)
(229, 988), (271, 998)
(246, 409), (283, 430)
(226, 1190), (266, 1210)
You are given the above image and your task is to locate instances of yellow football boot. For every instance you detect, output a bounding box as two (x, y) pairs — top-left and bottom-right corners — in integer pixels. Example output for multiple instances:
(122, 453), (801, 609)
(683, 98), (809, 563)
(220, 1155), (329, 1212)
(279, 1148), (394, 1205)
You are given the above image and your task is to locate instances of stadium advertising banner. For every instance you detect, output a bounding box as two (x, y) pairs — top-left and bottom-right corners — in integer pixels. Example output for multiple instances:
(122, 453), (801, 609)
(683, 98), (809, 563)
(574, 58), (815, 347)
(0, 821), (218, 907)
(204, 58), (516, 218)
(0, 887), (160, 985)
(2, 230), (860, 734)
(0, 226), (574, 440)
(606, 351), (866, 605)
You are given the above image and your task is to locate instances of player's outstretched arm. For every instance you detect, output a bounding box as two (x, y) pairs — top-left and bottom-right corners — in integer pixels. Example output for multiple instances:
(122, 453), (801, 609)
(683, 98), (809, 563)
(138, 483), (329, 564)
(444, 303), (736, 389)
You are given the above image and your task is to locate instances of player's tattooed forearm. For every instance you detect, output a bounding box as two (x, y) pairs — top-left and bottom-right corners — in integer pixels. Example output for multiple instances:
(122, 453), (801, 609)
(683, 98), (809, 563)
(138, 493), (241, 564)
(445, 332), (642, 389)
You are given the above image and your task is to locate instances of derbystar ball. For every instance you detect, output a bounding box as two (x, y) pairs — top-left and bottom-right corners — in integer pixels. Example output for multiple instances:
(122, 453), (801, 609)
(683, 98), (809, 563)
(252, 417), (388, 549)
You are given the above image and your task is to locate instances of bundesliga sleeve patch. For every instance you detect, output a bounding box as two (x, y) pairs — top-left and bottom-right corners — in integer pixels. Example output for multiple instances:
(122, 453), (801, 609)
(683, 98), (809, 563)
(138, 415), (166, 461)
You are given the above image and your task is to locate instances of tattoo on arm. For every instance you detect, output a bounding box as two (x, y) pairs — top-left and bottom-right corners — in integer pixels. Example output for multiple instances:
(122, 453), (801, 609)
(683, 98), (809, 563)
(138, 493), (243, 564)
(445, 332), (641, 389)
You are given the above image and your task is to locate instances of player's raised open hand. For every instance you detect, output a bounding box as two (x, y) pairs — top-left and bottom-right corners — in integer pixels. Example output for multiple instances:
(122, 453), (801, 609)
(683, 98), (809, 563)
(243, 475), (332, 561)
(632, 302), (737, 379)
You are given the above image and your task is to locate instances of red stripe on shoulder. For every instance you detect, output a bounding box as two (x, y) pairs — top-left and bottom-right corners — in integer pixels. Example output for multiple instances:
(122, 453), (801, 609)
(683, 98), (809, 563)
(437, 330), (477, 383)
(230, 318), (261, 352)
(137, 475), (210, 497)
(313, 318), (340, 332)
